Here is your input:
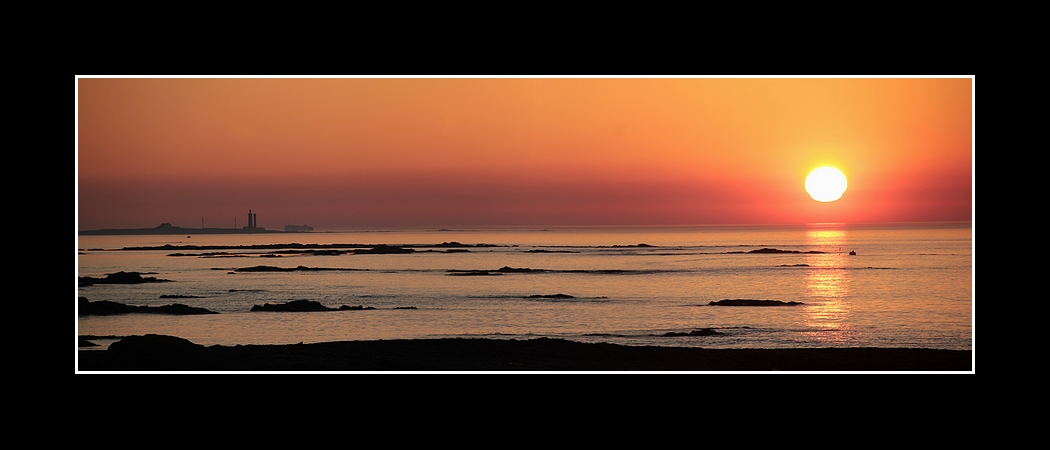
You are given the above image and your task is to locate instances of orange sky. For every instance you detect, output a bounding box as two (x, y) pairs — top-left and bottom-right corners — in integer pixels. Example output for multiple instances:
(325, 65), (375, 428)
(76, 77), (973, 230)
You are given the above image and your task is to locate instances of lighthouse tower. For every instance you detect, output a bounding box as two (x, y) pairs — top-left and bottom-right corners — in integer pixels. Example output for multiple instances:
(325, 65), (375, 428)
(245, 210), (258, 229)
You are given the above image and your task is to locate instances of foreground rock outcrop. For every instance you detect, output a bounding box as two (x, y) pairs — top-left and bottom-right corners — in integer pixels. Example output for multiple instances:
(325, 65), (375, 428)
(77, 334), (973, 371)
(78, 271), (172, 287)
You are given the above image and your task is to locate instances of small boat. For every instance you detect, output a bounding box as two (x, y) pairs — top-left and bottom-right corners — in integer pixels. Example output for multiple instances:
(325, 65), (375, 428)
(849, 250), (857, 255)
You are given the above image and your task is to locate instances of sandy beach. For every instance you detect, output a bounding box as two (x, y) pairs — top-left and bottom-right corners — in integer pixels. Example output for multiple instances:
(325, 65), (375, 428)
(76, 334), (972, 372)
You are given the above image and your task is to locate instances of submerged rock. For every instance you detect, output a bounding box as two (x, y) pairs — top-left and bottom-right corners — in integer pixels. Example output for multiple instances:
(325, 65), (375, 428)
(525, 294), (575, 299)
(707, 299), (804, 306)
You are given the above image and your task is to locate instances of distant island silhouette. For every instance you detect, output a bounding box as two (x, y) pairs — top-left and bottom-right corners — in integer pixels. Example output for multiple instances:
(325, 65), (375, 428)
(78, 222), (292, 236)
(80, 210), (315, 236)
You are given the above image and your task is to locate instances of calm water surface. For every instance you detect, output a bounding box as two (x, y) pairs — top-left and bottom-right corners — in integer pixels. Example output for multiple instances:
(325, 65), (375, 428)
(76, 223), (973, 350)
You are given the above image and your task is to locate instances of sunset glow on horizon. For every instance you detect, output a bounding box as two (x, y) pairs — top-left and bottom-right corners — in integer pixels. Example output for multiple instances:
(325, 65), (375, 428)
(76, 77), (973, 230)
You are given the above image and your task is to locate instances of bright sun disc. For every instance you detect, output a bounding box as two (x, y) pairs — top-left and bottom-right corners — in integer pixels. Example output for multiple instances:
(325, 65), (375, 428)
(805, 167), (847, 202)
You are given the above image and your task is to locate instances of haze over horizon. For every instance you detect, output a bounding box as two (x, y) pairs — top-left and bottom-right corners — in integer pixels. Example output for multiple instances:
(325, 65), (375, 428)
(76, 77), (973, 231)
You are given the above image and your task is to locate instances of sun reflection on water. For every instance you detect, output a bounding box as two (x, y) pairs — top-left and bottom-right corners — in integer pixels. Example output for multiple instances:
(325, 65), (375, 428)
(801, 228), (853, 344)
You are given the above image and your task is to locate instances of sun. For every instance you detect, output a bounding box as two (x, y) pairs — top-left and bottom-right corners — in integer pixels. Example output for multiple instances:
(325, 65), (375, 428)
(805, 167), (848, 202)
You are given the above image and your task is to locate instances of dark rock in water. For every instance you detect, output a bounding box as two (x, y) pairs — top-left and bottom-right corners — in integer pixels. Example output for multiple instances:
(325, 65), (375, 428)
(496, 266), (537, 273)
(79, 298), (139, 315)
(78, 271), (172, 286)
(526, 294), (575, 299)
(435, 241), (469, 247)
(306, 250), (345, 256)
(150, 304), (220, 315)
(250, 300), (376, 312)
(745, 248), (825, 254)
(250, 299), (336, 312)
(338, 305), (376, 311)
(234, 265), (365, 273)
(447, 270), (504, 276)
(777, 264), (810, 267)
(355, 245), (414, 254)
(160, 294), (205, 299)
(849, 250), (857, 255)
(447, 266), (542, 276)
(79, 298), (217, 315)
(430, 242), (498, 248)
(708, 299), (804, 306)
(662, 328), (721, 337)
(394, 306), (418, 310)
(236, 265), (296, 272)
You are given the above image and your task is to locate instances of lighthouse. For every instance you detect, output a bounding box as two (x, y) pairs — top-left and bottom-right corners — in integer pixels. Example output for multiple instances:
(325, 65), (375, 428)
(245, 210), (259, 229)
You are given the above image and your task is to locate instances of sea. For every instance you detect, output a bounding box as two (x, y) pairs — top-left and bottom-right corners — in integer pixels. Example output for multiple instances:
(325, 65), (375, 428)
(76, 223), (973, 351)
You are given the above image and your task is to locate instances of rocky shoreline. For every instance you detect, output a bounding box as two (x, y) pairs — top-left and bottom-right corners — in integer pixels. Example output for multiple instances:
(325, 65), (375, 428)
(76, 334), (972, 372)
